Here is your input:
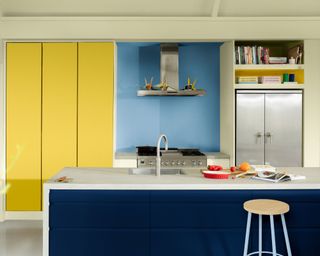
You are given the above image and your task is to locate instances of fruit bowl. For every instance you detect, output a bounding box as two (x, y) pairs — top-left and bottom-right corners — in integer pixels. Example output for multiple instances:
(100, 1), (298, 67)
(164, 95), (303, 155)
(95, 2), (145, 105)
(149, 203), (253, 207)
(202, 170), (230, 179)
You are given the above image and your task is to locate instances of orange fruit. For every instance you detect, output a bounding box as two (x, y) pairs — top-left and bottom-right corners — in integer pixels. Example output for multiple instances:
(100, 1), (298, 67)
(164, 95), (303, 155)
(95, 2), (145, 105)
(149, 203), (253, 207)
(239, 162), (251, 172)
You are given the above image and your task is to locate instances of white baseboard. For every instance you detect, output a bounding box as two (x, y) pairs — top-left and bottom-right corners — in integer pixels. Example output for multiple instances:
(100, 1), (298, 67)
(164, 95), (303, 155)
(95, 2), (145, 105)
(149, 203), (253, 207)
(5, 211), (43, 220)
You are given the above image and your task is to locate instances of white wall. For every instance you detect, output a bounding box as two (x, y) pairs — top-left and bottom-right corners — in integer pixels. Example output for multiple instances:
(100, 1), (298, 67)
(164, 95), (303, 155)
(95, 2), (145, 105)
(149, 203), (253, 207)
(304, 40), (320, 167)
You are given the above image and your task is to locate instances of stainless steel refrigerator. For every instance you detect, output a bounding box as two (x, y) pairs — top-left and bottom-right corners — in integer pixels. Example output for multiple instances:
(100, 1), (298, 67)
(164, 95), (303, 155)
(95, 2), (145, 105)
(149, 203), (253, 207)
(236, 90), (303, 167)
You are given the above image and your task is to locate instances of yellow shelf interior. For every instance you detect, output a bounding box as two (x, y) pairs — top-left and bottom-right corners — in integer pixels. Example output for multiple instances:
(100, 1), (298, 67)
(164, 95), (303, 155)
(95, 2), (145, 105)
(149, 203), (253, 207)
(235, 69), (304, 84)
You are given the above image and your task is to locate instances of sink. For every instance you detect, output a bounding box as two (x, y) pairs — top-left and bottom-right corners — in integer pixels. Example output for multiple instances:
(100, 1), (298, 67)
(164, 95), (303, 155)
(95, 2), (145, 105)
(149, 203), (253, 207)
(128, 168), (183, 175)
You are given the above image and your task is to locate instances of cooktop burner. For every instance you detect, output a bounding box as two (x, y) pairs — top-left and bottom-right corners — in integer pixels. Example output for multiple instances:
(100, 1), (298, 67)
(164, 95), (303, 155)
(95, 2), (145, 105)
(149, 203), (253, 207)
(136, 146), (178, 156)
(136, 146), (204, 156)
(180, 149), (205, 156)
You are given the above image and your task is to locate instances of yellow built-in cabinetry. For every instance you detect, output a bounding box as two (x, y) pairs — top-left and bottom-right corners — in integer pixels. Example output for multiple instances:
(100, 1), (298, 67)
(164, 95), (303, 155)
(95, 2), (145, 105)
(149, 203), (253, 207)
(78, 43), (114, 167)
(6, 43), (42, 211)
(6, 42), (114, 211)
(42, 43), (78, 182)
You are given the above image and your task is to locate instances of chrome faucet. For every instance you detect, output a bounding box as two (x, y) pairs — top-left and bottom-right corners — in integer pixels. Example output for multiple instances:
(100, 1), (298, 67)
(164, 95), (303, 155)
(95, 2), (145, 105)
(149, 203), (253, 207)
(156, 134), (168, 177)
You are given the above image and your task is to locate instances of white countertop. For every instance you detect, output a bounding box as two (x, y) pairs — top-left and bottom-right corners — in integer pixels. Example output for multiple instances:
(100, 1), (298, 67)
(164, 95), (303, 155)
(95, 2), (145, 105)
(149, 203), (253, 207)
(44, 167), (320, 190)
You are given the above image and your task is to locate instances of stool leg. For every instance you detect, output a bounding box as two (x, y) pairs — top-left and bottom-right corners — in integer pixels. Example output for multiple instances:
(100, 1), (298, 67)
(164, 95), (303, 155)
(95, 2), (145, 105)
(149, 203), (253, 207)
(243, 212), (252, 256)
(281, 214), (292, 256)
(270, 215), (277, 256)
(259, 214), (262, 256)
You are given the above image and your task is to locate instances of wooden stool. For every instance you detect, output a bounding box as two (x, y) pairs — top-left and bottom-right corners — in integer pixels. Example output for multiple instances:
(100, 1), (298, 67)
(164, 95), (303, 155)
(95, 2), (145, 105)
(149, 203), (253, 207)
(243, 199), (292, 256)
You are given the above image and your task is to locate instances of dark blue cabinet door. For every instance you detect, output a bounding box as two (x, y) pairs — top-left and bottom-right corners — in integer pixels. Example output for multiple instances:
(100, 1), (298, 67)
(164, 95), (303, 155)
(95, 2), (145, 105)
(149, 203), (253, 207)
(50, 229), (149, 256)
(150, 190), (250, 256)
(49, 190), (150, 256)
(150, 229), (244, 256)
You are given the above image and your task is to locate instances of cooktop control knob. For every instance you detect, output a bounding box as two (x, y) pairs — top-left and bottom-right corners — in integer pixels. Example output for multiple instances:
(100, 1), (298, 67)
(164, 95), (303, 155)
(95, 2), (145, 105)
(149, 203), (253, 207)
(182, 161), (186, 166)
(198, 161), (203, 166)
(171, 161), (175, 166)
(192, 160), (197, 166)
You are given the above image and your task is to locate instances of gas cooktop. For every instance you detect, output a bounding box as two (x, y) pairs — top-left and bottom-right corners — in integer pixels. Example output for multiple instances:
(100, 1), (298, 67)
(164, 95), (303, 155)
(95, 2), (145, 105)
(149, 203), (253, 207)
(136, 146), (207, 168)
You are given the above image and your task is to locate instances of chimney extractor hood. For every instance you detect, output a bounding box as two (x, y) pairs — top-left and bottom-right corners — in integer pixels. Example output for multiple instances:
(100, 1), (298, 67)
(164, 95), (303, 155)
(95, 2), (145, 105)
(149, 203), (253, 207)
(160, 43), (179, 92)
(137, 43), (206, 97)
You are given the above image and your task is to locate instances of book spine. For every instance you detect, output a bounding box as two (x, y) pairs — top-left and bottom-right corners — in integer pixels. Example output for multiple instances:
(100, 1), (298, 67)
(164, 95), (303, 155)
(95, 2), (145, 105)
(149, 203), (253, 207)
(244, 46), (249, 64)
(252, 46), (256, 64)
(235, 47), (239, 64)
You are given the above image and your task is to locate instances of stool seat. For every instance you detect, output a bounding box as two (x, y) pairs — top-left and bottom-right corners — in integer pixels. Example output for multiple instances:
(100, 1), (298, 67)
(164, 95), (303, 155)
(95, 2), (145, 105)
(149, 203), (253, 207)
(244, 199), (289, 215)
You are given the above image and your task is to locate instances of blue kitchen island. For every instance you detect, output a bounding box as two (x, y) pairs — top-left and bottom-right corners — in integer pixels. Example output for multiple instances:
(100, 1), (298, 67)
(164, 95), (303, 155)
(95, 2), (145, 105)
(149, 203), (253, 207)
(43, 167), (320, 256)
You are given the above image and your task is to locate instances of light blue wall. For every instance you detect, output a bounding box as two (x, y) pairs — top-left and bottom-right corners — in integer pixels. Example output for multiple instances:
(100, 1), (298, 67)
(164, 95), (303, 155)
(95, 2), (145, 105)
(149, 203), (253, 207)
(116, 42), (221, 152)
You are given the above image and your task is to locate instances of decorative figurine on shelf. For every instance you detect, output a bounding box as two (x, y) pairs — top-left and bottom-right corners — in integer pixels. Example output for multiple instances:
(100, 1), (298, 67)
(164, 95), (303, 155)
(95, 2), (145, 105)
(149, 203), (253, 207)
(144, 77), (153, 90)
(153, 77), (177, 92)
(185, 77), (197, 90)
(288, 44), (303, 64)
(159, 80), (168, 91)
(296, 45), (303, 64)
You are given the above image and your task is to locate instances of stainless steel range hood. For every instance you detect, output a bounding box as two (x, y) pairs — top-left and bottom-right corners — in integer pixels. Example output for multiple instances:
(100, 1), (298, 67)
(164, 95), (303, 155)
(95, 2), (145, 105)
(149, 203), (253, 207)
(137, 43), (206, 97)
(160, 43), (179, 91)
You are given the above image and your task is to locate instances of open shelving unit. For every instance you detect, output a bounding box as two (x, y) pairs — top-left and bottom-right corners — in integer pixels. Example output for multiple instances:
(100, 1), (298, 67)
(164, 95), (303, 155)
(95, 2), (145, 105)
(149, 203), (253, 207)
(234, 40), (304, 89)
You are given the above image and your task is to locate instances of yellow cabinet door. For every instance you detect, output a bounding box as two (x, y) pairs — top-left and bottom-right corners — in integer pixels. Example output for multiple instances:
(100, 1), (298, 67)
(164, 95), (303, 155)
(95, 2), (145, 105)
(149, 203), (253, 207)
(42, 43), (77, 182)
(6, 43), (42, 211)
(78, 42), (114, 167)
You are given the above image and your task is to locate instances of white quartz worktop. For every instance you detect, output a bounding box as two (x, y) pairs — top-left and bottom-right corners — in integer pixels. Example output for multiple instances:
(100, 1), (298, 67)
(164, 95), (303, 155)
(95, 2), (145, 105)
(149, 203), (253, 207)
(44, 167), (320, 190)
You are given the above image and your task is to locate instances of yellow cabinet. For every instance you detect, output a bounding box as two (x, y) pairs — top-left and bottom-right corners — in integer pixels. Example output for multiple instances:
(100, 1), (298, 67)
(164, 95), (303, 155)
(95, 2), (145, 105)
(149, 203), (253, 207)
(78, 42), (114, 167)
(6, 43), (42, 211)
(6, 42), (114, 211)
(42, 43), (78, 181)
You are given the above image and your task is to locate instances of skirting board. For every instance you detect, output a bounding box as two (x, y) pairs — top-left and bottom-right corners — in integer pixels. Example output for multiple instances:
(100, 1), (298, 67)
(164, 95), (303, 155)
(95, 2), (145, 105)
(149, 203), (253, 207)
(5, 211), (43, 220)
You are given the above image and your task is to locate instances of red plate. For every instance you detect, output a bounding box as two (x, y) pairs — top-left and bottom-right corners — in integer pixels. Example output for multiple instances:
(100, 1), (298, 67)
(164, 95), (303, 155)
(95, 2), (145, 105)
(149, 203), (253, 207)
(202, 171), (230, 179)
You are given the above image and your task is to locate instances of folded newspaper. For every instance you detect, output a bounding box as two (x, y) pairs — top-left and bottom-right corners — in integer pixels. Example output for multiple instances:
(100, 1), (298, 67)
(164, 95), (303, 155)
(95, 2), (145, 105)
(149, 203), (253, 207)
(251, 165), (306, 183)
(252, 172), (291, 183)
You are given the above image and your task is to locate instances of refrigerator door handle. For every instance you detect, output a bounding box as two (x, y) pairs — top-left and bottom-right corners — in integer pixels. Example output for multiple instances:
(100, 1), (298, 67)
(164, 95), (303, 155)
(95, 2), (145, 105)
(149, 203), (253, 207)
(265, 132), (272, 144)
(256, 132), (263, 144)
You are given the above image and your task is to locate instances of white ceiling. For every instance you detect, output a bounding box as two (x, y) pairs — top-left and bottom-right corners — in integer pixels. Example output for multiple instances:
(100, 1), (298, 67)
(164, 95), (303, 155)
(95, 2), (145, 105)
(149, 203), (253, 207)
(1, 0), (320, 17)
(219, 0), (320, 17)
(1, 0), (213, 17)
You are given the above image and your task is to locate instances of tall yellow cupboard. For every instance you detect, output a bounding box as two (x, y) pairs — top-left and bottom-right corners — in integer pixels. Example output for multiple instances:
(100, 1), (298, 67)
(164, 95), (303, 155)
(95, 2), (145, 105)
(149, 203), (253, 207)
(78, 43), (114, 167)
(6, 43), (42, 211)
(6, 42), (114, 211)
(42, 43), (78, 181)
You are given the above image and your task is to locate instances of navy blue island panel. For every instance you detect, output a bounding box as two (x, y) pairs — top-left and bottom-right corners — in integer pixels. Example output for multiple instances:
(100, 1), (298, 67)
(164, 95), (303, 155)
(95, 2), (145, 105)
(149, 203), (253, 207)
(49, 190), (320, 256)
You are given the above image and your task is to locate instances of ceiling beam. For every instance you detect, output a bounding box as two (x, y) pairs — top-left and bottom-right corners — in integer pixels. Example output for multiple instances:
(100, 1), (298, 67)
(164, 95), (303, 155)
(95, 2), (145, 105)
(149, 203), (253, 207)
(211, 0), (222, 17)
(2, 18), (320, 40)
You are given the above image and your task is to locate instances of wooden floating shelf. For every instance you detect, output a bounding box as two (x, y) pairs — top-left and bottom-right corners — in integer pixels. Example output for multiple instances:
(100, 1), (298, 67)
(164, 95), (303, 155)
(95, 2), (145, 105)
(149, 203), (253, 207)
(234, 64), (304, 70)
(137, 90), (206, 96)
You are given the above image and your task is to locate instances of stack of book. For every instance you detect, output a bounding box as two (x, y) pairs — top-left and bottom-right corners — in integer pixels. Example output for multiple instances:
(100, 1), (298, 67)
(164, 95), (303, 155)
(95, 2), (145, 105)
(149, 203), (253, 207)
(259, 76), (282, 84)
(236, 76), (259, 84)
(235, 46), (270, 64)
(269, 57), (287, 64)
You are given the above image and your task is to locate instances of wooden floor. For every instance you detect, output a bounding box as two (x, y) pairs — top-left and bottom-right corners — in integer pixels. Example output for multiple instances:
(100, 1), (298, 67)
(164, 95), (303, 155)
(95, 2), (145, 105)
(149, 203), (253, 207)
(0, 220), (42, 256)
